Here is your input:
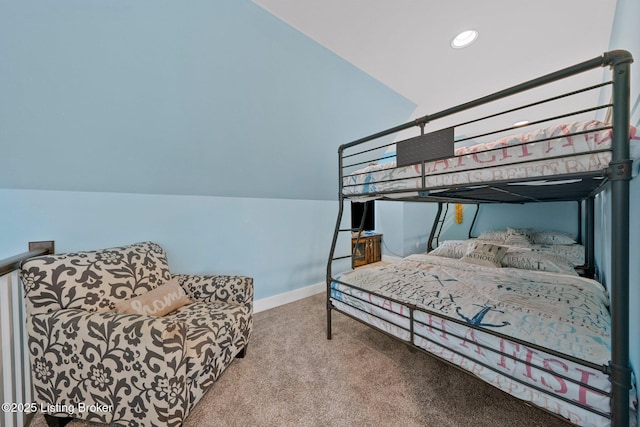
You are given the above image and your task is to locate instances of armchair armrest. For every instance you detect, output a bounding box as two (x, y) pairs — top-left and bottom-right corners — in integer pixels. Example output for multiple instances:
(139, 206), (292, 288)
(173, 274), (254, 308)
(27, 308), (189, 426)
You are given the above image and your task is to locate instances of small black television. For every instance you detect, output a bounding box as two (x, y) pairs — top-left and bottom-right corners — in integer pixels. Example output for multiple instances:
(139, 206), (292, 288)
(351, 200), (375, 231)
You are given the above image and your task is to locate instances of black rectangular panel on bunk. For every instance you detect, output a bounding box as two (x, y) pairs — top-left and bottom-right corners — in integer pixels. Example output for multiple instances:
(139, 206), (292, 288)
(396, 127), (454, 167)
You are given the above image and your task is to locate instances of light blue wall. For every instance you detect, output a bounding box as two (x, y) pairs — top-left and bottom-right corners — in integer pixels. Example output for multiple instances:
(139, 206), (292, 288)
(376, 202), (441, 258)
(0, 1), (415, 300)
(0, 0), (414, 201)
(375, 201), (405, 257)
(403, 202), (438, 255)
(377, 201), (576, 258)
(472, 202), (579, 236)
(435, 202), (577, 242)
(0, 189), (338, 301)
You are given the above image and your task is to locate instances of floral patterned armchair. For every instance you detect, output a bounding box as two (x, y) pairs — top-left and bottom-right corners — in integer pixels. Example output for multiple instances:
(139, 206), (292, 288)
(20, 242), (253, 426)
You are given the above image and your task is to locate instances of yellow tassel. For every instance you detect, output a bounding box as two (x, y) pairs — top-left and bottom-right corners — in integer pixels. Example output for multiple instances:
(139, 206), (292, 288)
(455, 203), (463, 224)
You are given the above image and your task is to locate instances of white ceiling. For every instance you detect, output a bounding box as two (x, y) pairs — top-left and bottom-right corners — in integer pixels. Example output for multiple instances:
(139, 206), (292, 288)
(253, 0), (617, 122)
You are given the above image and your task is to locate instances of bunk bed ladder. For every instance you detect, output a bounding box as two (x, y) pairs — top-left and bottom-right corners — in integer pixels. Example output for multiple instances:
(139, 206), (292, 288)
(468, 204), (481, 239)
(328, 135), (384, 339)
(329, 201), (369, 267)
(327, 194), (372, 339)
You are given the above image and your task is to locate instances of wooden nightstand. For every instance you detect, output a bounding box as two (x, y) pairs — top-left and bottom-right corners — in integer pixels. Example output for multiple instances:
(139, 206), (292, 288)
(352, 233), (382, 267)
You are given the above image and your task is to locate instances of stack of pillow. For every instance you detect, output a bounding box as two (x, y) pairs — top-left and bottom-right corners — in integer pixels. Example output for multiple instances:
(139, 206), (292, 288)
(429, 228), (579, 276)
(476, 228), (577, 246)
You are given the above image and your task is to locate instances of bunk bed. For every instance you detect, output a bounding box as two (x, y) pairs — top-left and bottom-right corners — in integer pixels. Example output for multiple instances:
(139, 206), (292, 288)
(326, 50), (637, 427)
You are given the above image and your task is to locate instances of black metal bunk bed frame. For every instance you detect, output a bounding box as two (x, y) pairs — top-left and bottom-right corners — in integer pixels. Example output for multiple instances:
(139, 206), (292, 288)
(326, 50), (634, 426)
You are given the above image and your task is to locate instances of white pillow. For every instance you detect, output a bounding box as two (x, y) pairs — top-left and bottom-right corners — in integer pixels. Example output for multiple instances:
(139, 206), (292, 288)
(429, 240), (470, 259)
(501, 250), (578, 276)
(476, 230), (508, 242)
(460, 242), (508, 268)
(530, 244), (584, 266)
(531, 230), (577, 245)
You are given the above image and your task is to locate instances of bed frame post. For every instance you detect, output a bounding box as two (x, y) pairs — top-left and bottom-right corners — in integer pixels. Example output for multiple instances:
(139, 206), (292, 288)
(584, 197), (595, 277)
(607, 50), (633, 427)
(427, 203), (443, 252)
(577, 201), (582, 245)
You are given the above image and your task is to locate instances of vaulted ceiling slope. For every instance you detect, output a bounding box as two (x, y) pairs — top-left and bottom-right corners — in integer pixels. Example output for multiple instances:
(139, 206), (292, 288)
(253, 0), (618, 114)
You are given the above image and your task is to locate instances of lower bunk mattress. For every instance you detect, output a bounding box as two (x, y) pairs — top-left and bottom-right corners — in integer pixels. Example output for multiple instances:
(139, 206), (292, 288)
(329, 254), (637, 427)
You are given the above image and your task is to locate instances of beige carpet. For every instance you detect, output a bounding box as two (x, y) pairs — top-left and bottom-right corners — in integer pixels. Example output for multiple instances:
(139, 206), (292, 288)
(30, 293), (569, 427)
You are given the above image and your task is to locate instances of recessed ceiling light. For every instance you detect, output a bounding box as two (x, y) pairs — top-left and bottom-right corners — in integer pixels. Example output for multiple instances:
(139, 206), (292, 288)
(513, 120), (530, 127)
(451, 30), (478, 49)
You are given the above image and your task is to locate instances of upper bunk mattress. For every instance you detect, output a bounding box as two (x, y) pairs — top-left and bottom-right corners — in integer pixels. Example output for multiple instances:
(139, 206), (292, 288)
(343, 120), (640, 198)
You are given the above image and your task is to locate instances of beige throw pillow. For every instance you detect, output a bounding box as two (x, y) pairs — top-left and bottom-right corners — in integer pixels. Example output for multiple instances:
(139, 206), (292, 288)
(113, 278), (191, 316)
(461, 242), (508, 268)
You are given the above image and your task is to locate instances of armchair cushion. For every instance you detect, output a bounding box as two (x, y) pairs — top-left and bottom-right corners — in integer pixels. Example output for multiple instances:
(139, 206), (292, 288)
(169, 301), (252, 360)
(167, 300), (252, 411)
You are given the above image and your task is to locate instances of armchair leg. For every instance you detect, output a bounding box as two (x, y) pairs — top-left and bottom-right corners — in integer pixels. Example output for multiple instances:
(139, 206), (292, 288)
(236, 345), (248, 359)
(44, 414), (73, 427)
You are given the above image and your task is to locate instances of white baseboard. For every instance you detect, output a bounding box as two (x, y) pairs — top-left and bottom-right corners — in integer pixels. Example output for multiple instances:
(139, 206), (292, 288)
(254, 281), (325, 313)
(253, 257), (401, 314)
